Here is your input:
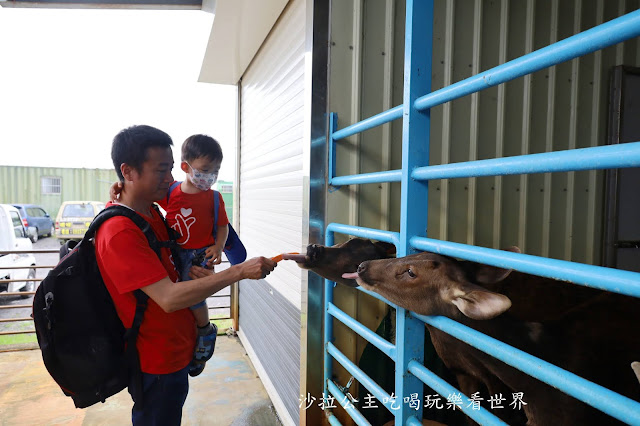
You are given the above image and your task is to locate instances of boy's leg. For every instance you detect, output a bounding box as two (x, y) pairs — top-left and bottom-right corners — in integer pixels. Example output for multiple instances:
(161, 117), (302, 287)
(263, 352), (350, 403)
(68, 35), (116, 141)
(130, 366), (189, 426)
(177, 249), (195, 282)
(188, 301), (217, 377)
(192, 303), (210, 328)
(180, 247), (208, 282)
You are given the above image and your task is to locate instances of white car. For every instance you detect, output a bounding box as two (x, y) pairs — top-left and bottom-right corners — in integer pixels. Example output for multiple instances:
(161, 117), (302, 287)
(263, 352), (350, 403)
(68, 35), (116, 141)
(0, 204), (37, 298)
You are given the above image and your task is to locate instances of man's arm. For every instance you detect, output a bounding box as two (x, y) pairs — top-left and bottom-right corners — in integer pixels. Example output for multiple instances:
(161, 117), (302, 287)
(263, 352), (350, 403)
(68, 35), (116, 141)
(141, 256), (275, 313)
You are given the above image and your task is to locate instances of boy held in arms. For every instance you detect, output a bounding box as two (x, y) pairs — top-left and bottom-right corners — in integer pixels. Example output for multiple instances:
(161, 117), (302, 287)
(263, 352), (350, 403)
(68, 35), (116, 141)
(112, 134), (228, 377)
(100, 124), (275, 425)
(160, 134), (227, 377)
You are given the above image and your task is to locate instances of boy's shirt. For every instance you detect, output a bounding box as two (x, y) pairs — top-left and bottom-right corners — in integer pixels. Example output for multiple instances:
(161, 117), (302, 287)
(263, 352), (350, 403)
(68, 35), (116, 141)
(95, 202), (196, 374)
(157, 182), (230, 249)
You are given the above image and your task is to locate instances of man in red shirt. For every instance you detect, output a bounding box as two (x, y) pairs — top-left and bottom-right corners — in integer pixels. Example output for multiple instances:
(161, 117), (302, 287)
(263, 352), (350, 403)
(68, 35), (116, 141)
(95, 125), (276, 425)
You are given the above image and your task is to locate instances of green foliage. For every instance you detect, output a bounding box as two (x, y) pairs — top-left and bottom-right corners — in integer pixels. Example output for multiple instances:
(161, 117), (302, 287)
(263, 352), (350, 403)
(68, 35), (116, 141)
(0, 333), (37, 346)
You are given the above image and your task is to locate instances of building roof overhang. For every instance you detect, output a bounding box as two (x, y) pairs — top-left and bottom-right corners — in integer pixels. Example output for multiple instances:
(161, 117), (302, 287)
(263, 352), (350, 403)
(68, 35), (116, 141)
(198, 0), (289, 85)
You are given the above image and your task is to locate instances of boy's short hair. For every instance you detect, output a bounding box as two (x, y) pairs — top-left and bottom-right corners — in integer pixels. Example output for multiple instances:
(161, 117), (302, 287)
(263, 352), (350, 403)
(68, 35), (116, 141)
(112, 125), (173, 181)
(181, 134), (223, 163)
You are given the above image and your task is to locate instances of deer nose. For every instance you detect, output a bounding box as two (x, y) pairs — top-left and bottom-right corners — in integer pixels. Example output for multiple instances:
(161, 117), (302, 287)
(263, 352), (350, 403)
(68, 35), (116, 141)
(307, 244), (323, 262)
(357, 262), (367, 274)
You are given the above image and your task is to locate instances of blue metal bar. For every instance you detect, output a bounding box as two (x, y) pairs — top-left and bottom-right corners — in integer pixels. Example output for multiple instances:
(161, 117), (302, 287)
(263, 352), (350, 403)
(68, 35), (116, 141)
(410, 237), (640, 298)
(414, 9), (640, 112)
(330, 142), (640, 187)
(323, 232), (336, 413)
(405, 417), (425, 426)
(327, 381), (372, 426)
(407, 360), (508, 425)
(327, 302), (397, 360)
(325, 412), (342, 426)
(395, 1), (433, 424)
(412, 142), (640, 180)
(327, 413), (342, 426)
(329, 113), (338, 183)
(413, 314), (640, 425)
(357, 286), (399, 309)
(332, 105), (402, 141)
(326, 223), (400, 247)
(330, 169), (402, 187)
(327, 342), (394, 413)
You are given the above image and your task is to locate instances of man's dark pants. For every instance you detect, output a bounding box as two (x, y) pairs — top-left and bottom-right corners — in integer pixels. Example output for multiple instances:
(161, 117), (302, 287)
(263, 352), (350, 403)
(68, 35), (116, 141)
(130, 365), (190, 425)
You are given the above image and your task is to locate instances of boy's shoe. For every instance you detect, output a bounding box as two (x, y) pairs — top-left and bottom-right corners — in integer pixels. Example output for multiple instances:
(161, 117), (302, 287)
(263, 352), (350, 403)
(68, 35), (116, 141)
(188, 323), (218, 377)
(188, 359), (206, 377)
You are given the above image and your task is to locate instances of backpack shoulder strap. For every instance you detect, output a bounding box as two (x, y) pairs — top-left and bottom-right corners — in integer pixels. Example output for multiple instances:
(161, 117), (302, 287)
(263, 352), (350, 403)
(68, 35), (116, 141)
(150, 203), (182, 273)
(212, 190), (219, 239)
(166, 181), (182, 204)
(87, 205), (162, 258)
(125, 287), (149, 405)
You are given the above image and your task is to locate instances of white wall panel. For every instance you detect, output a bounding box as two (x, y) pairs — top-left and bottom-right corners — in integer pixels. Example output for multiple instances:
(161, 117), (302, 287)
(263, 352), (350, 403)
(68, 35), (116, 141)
(237, 0), (306, 424)
(240, 0), (305, 308)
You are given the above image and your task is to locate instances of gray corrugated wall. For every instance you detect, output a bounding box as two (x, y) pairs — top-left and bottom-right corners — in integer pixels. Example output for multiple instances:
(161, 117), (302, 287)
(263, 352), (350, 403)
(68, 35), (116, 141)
(330, 0), (640, 265)
(425, 0), (640, 265)
(238, 280), (301, 422)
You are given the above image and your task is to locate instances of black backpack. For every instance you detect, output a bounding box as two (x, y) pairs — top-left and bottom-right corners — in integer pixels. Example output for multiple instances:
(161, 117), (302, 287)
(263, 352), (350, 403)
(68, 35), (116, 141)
(32, 204), (179, 409)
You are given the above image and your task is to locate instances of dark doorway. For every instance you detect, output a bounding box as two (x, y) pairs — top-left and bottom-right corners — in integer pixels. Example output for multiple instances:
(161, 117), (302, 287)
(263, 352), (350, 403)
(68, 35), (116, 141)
(603, 66), (640, 272)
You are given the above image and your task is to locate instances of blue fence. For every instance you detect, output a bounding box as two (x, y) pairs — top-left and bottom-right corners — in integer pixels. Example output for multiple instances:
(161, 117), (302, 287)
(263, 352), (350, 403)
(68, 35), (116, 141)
(323, 2), (640, 425)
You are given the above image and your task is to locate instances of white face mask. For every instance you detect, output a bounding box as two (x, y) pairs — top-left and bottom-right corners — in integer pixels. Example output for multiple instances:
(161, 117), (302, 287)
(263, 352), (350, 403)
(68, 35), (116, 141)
(187, 163), (218, 191)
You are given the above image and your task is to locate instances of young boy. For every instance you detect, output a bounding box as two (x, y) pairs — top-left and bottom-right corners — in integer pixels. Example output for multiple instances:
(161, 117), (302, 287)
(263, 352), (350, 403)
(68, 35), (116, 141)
(111, 134), (229, 377)
(156, 134), (228, 377)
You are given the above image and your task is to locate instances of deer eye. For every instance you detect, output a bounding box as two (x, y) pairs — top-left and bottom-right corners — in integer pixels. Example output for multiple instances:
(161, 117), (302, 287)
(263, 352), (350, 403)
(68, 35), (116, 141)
(407, 268), (416, 278)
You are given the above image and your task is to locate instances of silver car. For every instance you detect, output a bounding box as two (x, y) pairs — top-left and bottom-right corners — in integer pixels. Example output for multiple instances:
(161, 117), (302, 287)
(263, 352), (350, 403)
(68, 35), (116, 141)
(0, 204), (37, 298)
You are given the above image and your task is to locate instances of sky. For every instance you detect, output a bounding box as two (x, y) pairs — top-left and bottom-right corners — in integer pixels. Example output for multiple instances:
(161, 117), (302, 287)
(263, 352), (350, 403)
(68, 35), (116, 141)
(0, 6), (237, 183)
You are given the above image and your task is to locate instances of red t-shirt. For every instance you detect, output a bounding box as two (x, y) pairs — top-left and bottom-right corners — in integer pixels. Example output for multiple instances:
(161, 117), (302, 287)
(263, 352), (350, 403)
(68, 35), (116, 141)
(95, 203), (196, 374)
(157, 182), (229, 249)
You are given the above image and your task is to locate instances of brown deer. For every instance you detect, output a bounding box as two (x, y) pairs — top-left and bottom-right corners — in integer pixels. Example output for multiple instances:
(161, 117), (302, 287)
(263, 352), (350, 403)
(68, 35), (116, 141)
(346, 252), (640, 426)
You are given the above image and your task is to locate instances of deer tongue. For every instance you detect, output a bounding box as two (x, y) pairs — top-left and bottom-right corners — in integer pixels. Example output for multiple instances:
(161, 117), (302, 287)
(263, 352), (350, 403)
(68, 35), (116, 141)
(282, 253), (308, 263)
(341, 272), (359, 280)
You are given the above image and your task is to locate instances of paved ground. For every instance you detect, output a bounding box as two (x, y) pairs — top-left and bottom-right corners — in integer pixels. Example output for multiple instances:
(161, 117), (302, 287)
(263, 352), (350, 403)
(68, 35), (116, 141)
(0, 336), (282, 426)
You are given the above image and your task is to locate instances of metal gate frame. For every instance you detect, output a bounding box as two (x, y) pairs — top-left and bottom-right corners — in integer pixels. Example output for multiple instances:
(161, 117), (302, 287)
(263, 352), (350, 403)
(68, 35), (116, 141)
(323, 2), (640, 425)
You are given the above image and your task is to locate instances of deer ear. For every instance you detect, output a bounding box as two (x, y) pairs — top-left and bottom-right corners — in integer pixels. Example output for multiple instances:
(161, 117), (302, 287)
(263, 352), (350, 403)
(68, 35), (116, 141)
(470, 246), (521, 284)
(452, 287), (512, 320)
(632, 362), (640, 385)
(473, 265), (512, 284)
(375, 241), (397, 256)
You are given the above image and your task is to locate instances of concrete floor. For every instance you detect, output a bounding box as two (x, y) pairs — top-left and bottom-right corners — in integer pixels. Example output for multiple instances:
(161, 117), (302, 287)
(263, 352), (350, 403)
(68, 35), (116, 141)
(0, 335), (282, 426)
